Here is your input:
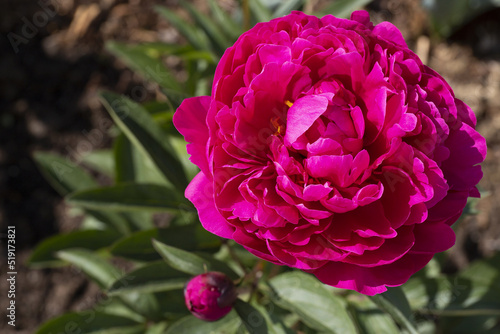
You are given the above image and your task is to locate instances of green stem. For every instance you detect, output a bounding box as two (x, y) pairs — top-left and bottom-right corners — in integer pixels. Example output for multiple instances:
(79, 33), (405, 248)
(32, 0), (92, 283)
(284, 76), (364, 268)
(369, 294), (419, 334)
(223, 240), (248, 276)
(242, 0), (250, 31)
(418, 308), (500, 317)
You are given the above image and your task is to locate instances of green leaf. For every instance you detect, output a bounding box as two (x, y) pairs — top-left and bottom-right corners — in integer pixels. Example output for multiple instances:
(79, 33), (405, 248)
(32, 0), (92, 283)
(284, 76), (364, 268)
(145, 322), (169, 334)
(81, 149), (115, 177)
(100, 92), (188, 191)
(33, 151), (98, 195)
(67, 183), (187, 212)
(114, 134), (136, 183)
(267, 271), (357, 334)
(457, 253), (500, 309)
(119, 292), (163, 322)
(249, 0), (273, 22)
(404, 255), (500, 315)
(56, 249), (122, 289)
(108, 261), (189, 295)
(156, 6), (210, 51)
(95, 297), (146, 323)
(106, 41), (186, 105)
(165, 312), (241, 334)
(86, 210), (132, 235)
(33, 151), (131, 234)
(369, 293), (419, 334)
(234, 299), (294, 334)
(317, 0), (373, 18)
(169, 135), (200, 180)
(110, 225), (221, 261)
(35, 312), (142, 334)
(403, 276), (468, 311)
(153, 239), (238, 279)
(154, 290), (191, 319)
(181, 1), (230, 55)
(55, 251), (164, 321)
(424, 0), (500, 38)
(208, 0), (243, 40)
(28, 230), (121, 268)
(272, 0), (304, 18)
(348, 297), (400, 334)
(114, 134), (168, 185)
(381, 287), (413, 323)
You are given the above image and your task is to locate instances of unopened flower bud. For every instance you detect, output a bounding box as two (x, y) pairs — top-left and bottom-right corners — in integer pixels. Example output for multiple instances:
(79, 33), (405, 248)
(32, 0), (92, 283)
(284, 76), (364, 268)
(184, 272), (237, 321)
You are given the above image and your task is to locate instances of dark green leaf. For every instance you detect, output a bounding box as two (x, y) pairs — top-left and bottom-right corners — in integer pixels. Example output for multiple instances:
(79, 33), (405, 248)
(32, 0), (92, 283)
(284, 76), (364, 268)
(67, 183), (187, 212)
(234, 299), (294, 334)
(114, 134), (136, 183)
(153, 239), (238, 279)
(100, 92), (188, 191)
(28, 230), (121, 268)
(267, 271), (357, 334)
(35, 312), (142, 334)
(56, 249), (122, 289)
(169, 135), (199, 180)
(348, 297), (399, 334)
(382, 287), (413, 322)
(369, 293), (419, 334)
(119, 292), (163, 322)
(108, 261), (189, 295)
(317, 0), (373, 18)
(438, 313), (500, 334)
(272, 0), (304, 18)
(110, 225), (221, 261)
(457, 253), (500, 310)
(154, 290), (191, 319)
(33, 151), (98, 195)
(403, 276), (469, 311)
(113, 134), (168, 185)
(165, 312), (241, 334)
(106, 41), (186, 105)
(249, 0), (273, 22)
(56, 251), (163, 321)
(33, 151), (131, 234)
(81, 149), (115, 177)
(95, 297), (146, 323)
(142, 100), (172, 115)
(208, 0), (243, 40)
(86, 209), (132, 235)
(181, 1), (230, 54)
(145, 322), (169, 334)
(155, 6), (210, 51)
(424, 0), (500, 38)
(124, 211), (155, 231)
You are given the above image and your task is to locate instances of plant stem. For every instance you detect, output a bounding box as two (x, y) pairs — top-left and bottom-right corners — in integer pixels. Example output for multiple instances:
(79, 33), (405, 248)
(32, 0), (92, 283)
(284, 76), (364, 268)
(418, 308), (500, 317)
(369, 294), (419, 334)
(242, 0), (250, 31)
(223, 240), (248, 276)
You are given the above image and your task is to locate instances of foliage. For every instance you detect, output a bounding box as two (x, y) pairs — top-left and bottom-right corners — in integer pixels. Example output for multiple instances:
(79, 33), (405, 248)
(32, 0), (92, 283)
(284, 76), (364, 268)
(31, 1), (499, 333)
(423, 0), (500, 37)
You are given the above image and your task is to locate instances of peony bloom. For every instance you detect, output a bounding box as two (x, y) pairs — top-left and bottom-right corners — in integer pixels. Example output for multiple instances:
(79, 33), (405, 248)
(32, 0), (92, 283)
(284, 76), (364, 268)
(184, 272), (237, 321)
(173, 11), (486, 295)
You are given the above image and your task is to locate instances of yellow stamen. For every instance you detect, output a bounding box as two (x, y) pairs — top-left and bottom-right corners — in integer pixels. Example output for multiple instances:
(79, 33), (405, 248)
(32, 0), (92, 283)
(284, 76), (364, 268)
(271, 117), (284, 136)
(285, 100), (294, 108)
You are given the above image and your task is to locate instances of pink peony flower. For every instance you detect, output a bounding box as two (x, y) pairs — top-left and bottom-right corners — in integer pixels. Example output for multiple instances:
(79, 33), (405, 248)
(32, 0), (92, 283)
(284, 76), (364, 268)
(184, 272), (237, 321)
(173, 11), (486, 295)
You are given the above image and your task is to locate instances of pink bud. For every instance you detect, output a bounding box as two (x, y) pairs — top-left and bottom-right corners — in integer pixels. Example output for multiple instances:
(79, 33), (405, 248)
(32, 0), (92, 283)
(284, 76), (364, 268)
(184, 272), (237, 321)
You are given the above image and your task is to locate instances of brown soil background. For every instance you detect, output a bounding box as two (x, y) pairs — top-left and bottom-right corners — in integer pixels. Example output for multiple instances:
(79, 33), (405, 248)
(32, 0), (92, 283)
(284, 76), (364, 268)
(1, 0), (499, 332)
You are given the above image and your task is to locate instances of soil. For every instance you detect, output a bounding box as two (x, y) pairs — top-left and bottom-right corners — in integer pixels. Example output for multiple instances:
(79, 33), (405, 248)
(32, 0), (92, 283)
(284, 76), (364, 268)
(0, 0), (499, 332)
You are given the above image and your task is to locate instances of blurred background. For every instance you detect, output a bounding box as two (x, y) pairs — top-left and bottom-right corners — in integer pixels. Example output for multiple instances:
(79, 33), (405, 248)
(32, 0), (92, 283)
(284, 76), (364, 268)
(0, 0), (499, 332)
